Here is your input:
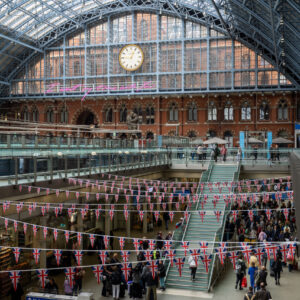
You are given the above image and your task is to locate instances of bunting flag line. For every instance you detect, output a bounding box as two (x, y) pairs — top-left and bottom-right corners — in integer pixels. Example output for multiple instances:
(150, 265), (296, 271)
(200, 254), (212, 273)
(32, 248), (41, 265)
(13, 247), (21, 264)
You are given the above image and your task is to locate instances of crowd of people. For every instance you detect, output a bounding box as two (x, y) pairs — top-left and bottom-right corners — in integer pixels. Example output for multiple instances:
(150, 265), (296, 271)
(223, 180), (297, 300)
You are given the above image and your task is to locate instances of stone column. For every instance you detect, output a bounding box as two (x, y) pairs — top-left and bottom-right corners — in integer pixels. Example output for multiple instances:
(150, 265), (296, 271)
(143, 201), (147, 234)
(39, 217), (48, 269)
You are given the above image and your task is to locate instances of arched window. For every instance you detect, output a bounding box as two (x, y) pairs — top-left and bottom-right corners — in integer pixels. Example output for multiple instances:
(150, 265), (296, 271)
(140, 19), (148, 40)
(188, 130), (197, 138)
(133, 106), (143, 124)
(74, 61), (80, 76)
(60, 107), (68, 123)
(277, 130), (289, 138)
(32, 107), (39, 122)
(278, 99), (288, 120)
(241, 54), (250, 68)
(46, 107), (54, 123)
(22, 107), (30, 121)
(119, 104), (127, 123)
(224, 101), (233, 121)
(188, 102), (197, 122)
(207, 130), (217, 138)
(241, 101), (251, 120)
(146, 131), (154, 139)
(259, 101), (270, 120)
(208, 101), (217, 121)
(146, 106), (155, 124)
(169, 103), (178, 122)
(104, 107), (113, 123)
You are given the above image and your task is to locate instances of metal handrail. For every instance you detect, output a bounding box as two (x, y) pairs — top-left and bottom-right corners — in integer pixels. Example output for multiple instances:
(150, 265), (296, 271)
(207, 161), (240, 291)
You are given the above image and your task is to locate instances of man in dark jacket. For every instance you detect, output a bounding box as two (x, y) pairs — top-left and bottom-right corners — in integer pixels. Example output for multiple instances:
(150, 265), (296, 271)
(256, 266), (268, 290)
(271, 255), (283, 285)
(244, 286), (254, 300)
(235, 254), (246, 290)
(158, 260), (166, 291)
(142, 266), (158, 300)
(253, 282), (272, 300)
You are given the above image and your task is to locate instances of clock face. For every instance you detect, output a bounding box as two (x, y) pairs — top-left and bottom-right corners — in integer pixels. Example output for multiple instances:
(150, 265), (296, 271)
(119, 44), (144, 71)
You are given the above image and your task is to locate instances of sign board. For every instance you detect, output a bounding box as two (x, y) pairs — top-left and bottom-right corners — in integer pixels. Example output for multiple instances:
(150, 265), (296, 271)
(26, 292), (76, 300)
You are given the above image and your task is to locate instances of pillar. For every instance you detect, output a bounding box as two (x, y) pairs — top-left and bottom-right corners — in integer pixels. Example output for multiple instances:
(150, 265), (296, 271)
(39, 217), (47, 269)
(143, 201), (147, 234)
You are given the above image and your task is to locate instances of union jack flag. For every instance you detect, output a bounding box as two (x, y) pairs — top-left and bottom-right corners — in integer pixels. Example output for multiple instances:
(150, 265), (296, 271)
(198, 211), (206, 223)
(121, 263), (132, 282)
(124, 209), (129, 222)
(13, 247), (21, 264)
(54, 249), (62, 266)
(139, 210), (144, 222)
(181, 241), (190, 256)
(189, 249), (200, 266)
(43, 227), (47, 239)
(199, 241), (208, 255)
(119, 237), (125, 250)
(65, 267), (75, 288)
(148, 260), (158, 279)
(53, 229), (58, 241)
(121, 251), (130, 262)
(169, 211), (174, 223)
(32, 248), (41, 265)
(74, 250), (84, 266)
(77, 232), (82, 246)
(9, 271), (21, 291)
(37, 269), (48, 289)
(90, 234), (96, 248)
(154, 211), (160, 222)
(92, 265), (103, 284)
(65, 230), (70, 243)
(104, 235), (110, 249)
(174, 257), (185, 276)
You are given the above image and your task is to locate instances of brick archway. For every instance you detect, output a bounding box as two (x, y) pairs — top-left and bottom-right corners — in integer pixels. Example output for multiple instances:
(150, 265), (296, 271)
(71, 106), (100, 125)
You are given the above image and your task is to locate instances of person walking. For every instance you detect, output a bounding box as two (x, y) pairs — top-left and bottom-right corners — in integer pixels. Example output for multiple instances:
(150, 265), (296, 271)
(73, 268), (85, 296)
(221, 145), (227, 162)
(197, 145), (203, 161)
(256, 266), (268, 290)
(64, 278), (73, 296)
(235, 254), (246, 290)
(213, 145), (220, 162)
(111, 266), (122, 300)
(271, 254), (283, 285)
(244, 286), (254, 300)
(142, 266), (158, 300)
(248, 262), (258, 291)
(163, 212), (170, 230)
(188, 254), (197, 281)
(253, 282), (272, 300)
(158, 260), (166, 291)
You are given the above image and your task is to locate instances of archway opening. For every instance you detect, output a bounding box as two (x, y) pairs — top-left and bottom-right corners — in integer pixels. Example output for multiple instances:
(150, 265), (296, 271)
(76, 110), (97, 125)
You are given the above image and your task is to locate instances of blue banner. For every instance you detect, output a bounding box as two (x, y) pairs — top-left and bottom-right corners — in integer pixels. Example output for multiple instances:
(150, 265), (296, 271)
(239, 131), (245, 159)
(267, 131), (272, 159)
(157, 135), (162, 148)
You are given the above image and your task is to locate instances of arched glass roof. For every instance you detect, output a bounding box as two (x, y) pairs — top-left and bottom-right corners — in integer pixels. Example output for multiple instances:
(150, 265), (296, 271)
(0, 0), (298, 89)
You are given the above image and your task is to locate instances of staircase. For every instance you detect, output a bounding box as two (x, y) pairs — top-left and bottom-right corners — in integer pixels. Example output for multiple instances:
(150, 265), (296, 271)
(166, 163), (238, 291)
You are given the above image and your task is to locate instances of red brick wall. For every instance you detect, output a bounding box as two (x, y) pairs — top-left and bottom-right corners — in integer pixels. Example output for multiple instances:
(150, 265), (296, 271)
(8, 91), (298, 144)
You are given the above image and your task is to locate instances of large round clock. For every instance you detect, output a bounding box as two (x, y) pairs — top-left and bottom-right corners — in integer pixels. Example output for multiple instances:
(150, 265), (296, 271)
(119, 44), (144, 71)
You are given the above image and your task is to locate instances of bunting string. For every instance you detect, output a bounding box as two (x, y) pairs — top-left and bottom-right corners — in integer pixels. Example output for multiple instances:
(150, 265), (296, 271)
(0, 212), (294, 246)
(74, 173), (291, 187)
